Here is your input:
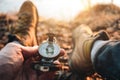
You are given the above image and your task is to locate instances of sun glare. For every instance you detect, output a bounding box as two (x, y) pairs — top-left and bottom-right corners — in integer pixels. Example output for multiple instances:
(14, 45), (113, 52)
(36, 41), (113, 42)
(34, 0), (87, 21)
(0, 0), (119, 21)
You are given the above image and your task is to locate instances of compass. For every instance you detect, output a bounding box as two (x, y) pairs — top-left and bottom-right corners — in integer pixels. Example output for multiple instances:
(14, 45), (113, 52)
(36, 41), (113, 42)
(38, 33), (60, 58)
(38, 41), (60, 58)
(31, 33), (62, 72)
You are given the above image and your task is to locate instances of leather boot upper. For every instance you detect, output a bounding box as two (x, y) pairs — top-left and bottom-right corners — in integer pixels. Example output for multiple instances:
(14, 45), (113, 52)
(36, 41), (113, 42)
(9, 1), (38, 46)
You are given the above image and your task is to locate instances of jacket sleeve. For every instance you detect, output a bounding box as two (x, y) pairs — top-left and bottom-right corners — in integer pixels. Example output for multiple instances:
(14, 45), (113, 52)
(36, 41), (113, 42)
(0, 43), (24, 80)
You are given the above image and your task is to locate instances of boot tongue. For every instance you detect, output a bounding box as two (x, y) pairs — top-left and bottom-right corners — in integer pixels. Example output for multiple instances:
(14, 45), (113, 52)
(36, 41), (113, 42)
(83, 39), (94, 62)
(83, 31), (110, 63)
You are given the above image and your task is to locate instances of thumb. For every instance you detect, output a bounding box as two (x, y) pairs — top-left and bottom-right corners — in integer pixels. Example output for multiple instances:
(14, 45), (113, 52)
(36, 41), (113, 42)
(21, 46), (39, 58)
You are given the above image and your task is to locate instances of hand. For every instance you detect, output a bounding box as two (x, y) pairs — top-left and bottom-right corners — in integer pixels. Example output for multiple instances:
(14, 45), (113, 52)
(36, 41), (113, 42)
(16, 45), (67, 80)
(0, 42), (67, 80)
(0, 42), (38, 80)
(37, 49), (68, 80)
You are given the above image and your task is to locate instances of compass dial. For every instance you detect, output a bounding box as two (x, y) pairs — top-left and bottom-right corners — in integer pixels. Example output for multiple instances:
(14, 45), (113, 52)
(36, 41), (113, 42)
(38, 42), (60, 58)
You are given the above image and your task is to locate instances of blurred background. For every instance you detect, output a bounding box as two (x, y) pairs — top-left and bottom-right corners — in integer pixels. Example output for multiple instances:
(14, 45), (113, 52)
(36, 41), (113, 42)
(0, 0), (120, 21)
(0, 0), (120, 79)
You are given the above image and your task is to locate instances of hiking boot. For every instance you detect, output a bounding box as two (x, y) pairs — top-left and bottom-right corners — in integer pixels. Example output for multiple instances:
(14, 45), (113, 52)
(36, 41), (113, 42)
(9, 0), (38, 46)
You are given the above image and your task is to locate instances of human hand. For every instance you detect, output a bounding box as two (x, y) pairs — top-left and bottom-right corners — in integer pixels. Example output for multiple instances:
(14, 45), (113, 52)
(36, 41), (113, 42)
(0, 42), (38, 80)
(0, 41), (67, 80)
(15, 46), (67, 80)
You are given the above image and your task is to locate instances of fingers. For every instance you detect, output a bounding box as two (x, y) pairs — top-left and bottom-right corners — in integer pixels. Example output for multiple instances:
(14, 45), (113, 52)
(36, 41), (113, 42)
(54, 48), (69, 71)
(59, 48), (67, 56)
(53, 60), (61, 64)
(21, 46), (39, 58)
